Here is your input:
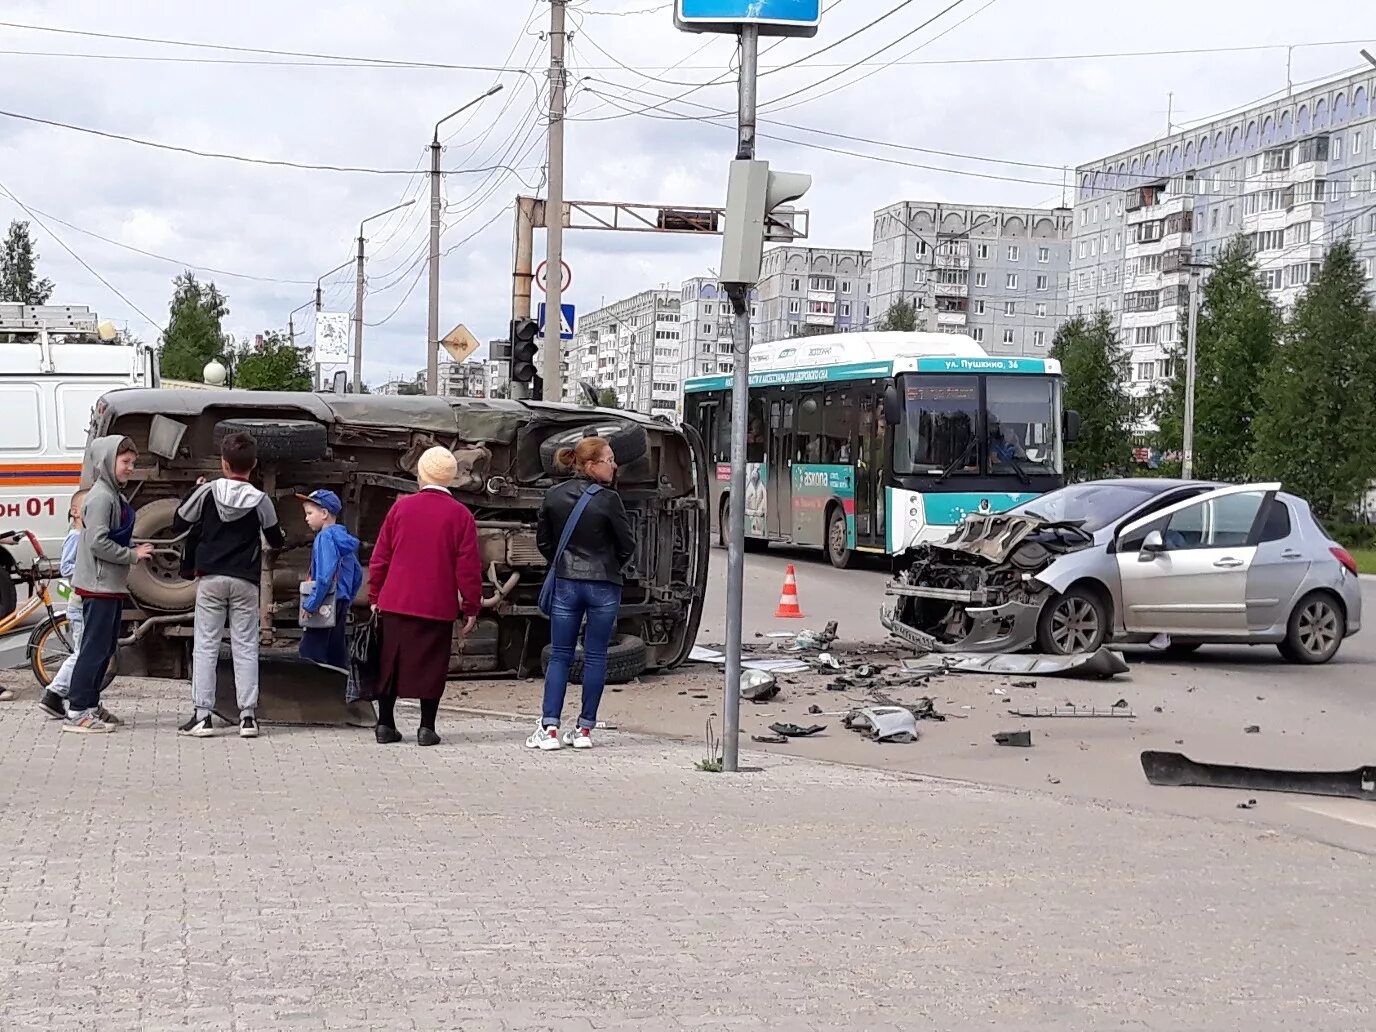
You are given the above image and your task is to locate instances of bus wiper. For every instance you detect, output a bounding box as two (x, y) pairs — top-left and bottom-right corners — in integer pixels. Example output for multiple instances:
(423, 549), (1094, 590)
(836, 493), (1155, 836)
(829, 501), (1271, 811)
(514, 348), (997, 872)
(1007, 456), (1032, 486)
(933, 439), (977, 483)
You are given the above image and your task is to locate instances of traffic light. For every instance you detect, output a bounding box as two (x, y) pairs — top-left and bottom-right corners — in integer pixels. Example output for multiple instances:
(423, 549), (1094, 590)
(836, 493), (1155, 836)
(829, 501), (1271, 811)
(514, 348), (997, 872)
(719, 159), (811, 285)
(509, 317), (542, 401)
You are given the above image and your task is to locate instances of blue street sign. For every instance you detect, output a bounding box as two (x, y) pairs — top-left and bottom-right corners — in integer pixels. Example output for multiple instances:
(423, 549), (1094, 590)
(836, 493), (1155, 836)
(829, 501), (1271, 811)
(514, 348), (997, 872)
(675, 0), (821, 37)
(537, 303), (576, 341)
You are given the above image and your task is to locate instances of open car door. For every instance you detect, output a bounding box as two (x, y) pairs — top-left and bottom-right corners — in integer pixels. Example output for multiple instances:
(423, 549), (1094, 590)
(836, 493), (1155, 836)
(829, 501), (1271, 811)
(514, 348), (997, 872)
(1114, 483), (1280, 637)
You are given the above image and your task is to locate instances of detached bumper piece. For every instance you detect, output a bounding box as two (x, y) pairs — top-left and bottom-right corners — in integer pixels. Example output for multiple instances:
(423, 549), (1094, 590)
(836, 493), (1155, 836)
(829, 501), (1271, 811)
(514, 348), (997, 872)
(1141, 751), (1376, 801)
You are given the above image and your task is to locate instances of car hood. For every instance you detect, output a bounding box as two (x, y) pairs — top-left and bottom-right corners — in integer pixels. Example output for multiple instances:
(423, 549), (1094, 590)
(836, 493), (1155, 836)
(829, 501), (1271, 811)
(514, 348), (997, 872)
(932, 512), (1094, 564)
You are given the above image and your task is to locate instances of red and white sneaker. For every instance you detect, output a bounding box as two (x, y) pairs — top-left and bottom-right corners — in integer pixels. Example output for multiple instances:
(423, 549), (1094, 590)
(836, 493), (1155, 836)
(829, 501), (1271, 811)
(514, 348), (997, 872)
(561, 727), (593, 750)
(526, 724), (562, 751)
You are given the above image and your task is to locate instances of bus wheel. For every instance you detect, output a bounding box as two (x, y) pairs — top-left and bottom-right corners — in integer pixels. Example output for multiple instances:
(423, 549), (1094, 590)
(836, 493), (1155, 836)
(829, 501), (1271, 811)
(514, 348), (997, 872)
(826, 506), (853, 569)
(718, 496), (730, 547)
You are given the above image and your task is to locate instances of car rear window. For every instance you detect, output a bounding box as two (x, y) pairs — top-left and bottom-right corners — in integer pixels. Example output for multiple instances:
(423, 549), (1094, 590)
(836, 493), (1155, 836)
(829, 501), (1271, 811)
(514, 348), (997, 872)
(1260, 500), (1291, 542)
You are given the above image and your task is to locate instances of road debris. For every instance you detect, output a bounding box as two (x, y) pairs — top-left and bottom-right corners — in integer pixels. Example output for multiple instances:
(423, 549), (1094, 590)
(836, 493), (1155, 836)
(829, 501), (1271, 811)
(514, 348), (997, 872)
(687, 645), (810, 675)
(1009, 706), (1135, 719)
(751, 733), (788, 744)
(1142, 751), (1376, 801)
(842, 706), (920, 743)
(994, 730), (1033, 748)
(791, 621), (840, 651)
(1244, 724), (1261, 734)
(1237, 799), (1258, 809)
(816, 652), (842, 671)
(768, 722), (826, 738)
(807, 704), (822, 714)
(899, 648), (1130, 680)
(1112, 698), (1129, 709)
(739, 669), (780, 703)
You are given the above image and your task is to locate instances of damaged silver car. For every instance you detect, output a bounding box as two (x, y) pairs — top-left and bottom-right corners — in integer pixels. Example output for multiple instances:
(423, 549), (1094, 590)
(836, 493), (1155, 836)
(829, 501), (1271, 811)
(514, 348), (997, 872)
(882, 479), (1362, 664)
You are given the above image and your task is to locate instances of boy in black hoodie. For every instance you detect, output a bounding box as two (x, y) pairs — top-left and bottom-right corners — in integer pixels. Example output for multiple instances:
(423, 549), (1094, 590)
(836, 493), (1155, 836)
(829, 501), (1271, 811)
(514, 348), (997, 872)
(172, 432), (286, 739)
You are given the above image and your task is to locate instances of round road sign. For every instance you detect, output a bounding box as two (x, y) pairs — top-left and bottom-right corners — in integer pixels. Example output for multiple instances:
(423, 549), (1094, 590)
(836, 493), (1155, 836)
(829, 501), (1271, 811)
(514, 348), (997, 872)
(535, 260), (572, 294)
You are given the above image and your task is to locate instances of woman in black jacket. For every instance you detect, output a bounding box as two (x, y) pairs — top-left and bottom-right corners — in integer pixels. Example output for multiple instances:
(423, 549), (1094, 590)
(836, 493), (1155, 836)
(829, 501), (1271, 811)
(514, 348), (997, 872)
(529, 436), (635, 751)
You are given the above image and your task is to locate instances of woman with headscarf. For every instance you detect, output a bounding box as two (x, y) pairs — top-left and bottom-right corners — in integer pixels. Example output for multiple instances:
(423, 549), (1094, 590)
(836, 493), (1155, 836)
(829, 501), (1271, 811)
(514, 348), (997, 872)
(367, 447), (483, 746)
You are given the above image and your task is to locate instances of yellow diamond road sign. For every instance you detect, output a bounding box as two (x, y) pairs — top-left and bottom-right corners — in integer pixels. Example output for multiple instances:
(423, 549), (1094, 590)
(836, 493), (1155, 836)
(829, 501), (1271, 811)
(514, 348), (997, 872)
(441, 323), (481, 364)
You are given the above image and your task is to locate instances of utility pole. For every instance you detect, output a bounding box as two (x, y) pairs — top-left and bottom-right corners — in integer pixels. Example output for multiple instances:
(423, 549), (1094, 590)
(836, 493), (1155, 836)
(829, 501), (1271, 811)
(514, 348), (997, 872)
(428, 87), (503, 396)
(354, 200), (417, 394)
(1182, 263), (1204, 479)
(543, 0), (569, 402)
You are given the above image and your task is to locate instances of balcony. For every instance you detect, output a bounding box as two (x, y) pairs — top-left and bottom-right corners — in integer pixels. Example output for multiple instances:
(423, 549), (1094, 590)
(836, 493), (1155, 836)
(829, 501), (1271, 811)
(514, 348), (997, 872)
(935, 311), (968, 327)
(933, 282), (968, 298)
(933, 253), (970, 270)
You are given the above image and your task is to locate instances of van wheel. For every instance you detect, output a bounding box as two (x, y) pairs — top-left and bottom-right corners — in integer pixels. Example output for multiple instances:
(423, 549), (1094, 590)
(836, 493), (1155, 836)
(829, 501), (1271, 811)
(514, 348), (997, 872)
(214, 418), (328, 463)
(541, 633), (648, 685)
(126, 498), (198, 612)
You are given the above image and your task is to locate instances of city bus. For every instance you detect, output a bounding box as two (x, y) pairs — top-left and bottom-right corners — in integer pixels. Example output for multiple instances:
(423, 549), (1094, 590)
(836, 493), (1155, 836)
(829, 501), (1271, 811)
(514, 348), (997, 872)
(682, 332), (1074, 568)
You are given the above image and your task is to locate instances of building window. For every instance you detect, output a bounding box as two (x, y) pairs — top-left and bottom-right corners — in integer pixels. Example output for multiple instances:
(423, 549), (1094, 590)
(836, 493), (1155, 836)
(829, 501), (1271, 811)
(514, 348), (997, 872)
(1135, 361), (1155, 381)
(1007, 245), (1020, 262)
(1332, 135), (1343, 160)
(1077, 241), (1087, 259)
(704, 303), (713, 315)
(1035, 302), (1047, 318)
(1210, 208), (1219, 231)
(1288, 222), (1311, 247)
(1092, 206), (1098, 224)
(1036, 274), (1049, 291)
(1004, 301), (1016, 316)
(789, 278), (800, 291)
(787, 300), (800, 314)
(750, 304), (758, 318)
(1091, 238), (1098, 257)
(809, 276), (835, 291)
(971, 328), (985, 343)
(1037, 246), (1049, 263)
(1080, 208), (1088, 227)
(974, 271), (987, 287)
(840, 280), (852, 293)
(1365, 257), (1375, 280)
(839, 302), (851, 317)
(1355, 131), (1364, 156)
(914, 240), (928, 257)
(973, 300), (986, 315)
(976, 243), (989, 259)
(703, 323), (713, 335)
(1033, 330), (1046, 348)
(1002, 329), (1015, 345)
(1006, 273), (1018, 289)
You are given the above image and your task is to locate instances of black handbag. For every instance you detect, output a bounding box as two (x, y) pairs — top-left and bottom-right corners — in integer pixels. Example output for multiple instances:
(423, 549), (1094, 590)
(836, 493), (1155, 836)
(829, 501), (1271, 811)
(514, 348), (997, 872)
(346, 611), (384, 703)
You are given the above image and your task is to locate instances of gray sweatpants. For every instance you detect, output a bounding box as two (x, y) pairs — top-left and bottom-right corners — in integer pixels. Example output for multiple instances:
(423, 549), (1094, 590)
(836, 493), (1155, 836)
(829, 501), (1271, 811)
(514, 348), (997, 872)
(192, 575), (260, 720)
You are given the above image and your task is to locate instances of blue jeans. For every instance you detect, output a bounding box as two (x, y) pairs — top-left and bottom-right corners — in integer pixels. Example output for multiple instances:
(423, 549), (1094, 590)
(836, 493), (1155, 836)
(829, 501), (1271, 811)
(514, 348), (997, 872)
(51, 598), (84, 698)
(542, 578), (622, 729)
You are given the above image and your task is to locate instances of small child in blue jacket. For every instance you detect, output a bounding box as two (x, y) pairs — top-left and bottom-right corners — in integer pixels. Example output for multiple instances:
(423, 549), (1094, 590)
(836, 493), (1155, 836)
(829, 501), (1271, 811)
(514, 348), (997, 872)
(38, 489), (91, 718)
(297, 490), (363, 672)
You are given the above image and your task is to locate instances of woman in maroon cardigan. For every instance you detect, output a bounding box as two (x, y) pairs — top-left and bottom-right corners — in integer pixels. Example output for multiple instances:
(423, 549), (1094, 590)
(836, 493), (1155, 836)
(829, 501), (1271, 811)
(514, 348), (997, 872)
(367, 447), (483, 746)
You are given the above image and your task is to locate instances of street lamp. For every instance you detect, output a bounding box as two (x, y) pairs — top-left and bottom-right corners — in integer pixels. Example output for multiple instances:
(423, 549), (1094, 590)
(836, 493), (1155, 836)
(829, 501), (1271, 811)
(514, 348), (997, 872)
(428, 85), (504, 396)
(354, 199), (417, 393)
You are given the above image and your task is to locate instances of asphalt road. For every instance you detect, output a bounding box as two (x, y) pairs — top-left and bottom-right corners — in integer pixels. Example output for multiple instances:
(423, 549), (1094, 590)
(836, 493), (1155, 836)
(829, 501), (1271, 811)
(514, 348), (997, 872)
(695, 542), (1376, 852)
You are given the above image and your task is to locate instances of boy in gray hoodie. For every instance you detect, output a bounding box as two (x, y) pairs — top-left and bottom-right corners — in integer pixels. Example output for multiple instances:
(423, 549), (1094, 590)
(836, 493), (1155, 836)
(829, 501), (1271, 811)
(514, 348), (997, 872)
(64, 436), (154, 734)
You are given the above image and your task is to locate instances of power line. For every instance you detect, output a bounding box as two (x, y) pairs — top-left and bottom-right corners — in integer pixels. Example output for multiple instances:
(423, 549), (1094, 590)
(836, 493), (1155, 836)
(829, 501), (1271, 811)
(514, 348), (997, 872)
(755, 0), (927, 80)
(0, 107), (546, 176)
(0, 179), (163, 332)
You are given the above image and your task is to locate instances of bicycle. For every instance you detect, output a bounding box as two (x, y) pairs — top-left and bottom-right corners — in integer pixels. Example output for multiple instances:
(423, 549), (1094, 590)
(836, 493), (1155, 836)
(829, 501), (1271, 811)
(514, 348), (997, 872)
(0, 530), (117, 688)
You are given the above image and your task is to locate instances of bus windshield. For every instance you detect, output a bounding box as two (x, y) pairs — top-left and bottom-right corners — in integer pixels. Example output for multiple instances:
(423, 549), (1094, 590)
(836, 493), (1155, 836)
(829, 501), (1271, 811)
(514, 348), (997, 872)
(893, 373), (1061, 477)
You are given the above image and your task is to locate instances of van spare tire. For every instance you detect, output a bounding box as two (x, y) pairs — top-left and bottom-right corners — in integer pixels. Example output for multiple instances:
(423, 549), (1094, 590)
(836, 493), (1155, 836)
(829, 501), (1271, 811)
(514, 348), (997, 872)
(540, 632), (647, 685)
(539, 422), (649, 477)
(126, 498), (198, 612)
(213, 418), (328, 463)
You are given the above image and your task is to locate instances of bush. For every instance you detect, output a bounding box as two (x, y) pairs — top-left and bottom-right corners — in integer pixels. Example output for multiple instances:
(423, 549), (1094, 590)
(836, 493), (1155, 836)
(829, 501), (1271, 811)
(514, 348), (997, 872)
(1328, 523), (1376, 549)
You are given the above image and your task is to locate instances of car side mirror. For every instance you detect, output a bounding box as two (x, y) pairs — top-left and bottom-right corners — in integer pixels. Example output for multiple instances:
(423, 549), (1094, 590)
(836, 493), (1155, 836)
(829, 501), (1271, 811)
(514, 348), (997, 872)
(882, 383), (903, 427)
(1064, 409), (1081, 444)
(1140, 529), (1165, 558)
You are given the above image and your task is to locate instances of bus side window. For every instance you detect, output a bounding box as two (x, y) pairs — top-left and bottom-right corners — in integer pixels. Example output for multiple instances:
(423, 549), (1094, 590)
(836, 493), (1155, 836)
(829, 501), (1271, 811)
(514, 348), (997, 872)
(747, 395), (768, 463)
(823, 389), (854, 464)
(797, 390), (823, 464)
(715, 393), (733, 461)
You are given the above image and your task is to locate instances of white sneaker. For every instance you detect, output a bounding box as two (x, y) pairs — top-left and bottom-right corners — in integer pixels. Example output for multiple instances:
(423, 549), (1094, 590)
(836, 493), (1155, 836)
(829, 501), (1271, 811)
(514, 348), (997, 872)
(526, 724), (562, 751)
(562, 727), (593, 750)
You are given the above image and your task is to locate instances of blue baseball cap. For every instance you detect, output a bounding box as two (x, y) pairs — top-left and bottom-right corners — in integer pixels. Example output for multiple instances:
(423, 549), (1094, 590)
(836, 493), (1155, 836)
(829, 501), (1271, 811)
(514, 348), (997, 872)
(297, 489), (342, 515)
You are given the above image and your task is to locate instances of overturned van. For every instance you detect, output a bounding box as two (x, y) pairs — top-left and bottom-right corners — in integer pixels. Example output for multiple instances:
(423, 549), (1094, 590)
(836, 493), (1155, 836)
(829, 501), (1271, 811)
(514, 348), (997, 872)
(86, 389), (709, 682)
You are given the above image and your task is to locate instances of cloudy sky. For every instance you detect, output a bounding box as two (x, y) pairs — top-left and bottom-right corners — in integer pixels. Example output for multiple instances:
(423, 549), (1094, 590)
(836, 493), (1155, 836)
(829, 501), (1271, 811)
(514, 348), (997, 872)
(1, 0), (1371, 385)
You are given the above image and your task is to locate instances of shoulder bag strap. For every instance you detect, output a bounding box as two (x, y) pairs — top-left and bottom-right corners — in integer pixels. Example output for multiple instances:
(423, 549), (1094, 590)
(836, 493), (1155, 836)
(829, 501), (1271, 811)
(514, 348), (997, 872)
(550, 484), (602, 569)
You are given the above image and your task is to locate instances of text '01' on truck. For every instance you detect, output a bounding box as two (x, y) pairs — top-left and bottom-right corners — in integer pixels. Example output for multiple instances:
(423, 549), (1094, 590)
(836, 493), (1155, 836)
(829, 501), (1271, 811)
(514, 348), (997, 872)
(84, 389), (710, 683)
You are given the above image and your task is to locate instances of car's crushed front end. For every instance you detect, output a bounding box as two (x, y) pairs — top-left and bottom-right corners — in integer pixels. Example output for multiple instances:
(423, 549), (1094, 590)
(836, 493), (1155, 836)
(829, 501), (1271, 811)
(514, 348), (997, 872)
(881, 512), (1096, 653)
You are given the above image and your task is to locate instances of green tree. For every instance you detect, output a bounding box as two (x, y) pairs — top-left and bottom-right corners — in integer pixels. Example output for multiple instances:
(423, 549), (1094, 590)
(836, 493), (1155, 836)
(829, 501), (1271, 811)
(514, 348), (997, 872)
(875, 298), (918, 332)
(233, 331), (314, 391)
(596, 388), (621, 409)
(0, 220), (55, 305)
(160, 271), (229, 381)
(1050, 312), (1136, 480)
(1153, 236), (1280, 481)
(1250, 240), (1376, 520)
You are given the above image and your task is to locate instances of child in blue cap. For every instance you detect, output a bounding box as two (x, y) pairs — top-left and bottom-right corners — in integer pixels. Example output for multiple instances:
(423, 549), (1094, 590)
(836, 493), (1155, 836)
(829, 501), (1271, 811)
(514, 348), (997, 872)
(297, 489), (363, 672)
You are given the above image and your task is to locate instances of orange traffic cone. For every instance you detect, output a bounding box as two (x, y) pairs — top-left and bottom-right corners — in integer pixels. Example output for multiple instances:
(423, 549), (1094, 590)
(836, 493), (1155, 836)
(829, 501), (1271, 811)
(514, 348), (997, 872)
(774, 564), (804, 619)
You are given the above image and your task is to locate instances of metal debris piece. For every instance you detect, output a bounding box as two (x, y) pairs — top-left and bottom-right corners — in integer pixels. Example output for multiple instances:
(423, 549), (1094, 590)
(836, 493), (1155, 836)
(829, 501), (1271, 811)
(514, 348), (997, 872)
(900, 647), (1130, 680)
(687, 645), (809, 674)
(994, 730), (1033, 747)
(1237, 799), (1257, 809)
(739, 669), (780, 703)
(1112, 698), (1129, 709)
(751, 733), (788, 744)
(816, 652), (842, 671)
(768, 722), (827, 738)
(1142, 751), (1376, 801)
(843, 706), (920, 743)
(1010, 706), (1135, 719)
(807, 704), (822, 714)
(1010, 680), (1037, 689)
(1244, 724), (1261, 734)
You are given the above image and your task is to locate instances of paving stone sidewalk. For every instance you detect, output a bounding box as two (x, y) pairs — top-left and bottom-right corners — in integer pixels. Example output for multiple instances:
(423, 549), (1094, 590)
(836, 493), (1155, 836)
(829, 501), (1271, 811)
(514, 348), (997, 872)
(0, 676), (1373, 1031)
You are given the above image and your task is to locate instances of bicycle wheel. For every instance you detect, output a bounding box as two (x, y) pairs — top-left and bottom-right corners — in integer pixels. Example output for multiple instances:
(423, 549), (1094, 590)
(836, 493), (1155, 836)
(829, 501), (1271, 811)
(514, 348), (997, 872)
(27, 615), (119, 689)
(28, 614), (75, 688)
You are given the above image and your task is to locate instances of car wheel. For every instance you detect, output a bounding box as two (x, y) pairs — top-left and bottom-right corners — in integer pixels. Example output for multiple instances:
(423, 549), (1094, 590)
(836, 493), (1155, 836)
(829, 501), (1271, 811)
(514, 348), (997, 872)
(826, 506), (853, 570)
(213, 418), (328, 463)
(1036, 586), (1108, 656)
(540, 632), (648, 685)
(126, 498), (198, 612)
(1278, 592), (1345, 664)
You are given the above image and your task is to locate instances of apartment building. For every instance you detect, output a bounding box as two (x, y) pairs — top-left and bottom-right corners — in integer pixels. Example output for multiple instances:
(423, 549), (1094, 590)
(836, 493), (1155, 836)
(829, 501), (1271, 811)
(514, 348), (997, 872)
(753, 246), (871, 341)
(870, 201), (1074, 355)
(1073, 67), (1376, 396)
(561, 289), (681, 416)
(416, 360), (486, 398)
(675, 277), (759, 390)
